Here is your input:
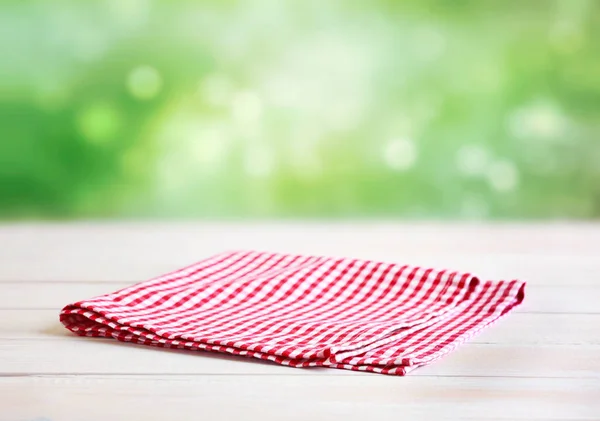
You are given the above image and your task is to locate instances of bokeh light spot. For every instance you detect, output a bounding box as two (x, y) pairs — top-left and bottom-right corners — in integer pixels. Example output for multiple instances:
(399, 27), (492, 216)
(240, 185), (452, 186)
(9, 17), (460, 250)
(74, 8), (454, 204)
(508, 100), (568, 140)
(127, 65), (163, 100)
(108, 0), (150, 29)
(190, 126), (230, 168)
(456, 144), (490, 176)
(77, 102), (121, 143)
(383, 138), (418, 171)
(486, 160), (519, 192)
(231, 90), (263, 126)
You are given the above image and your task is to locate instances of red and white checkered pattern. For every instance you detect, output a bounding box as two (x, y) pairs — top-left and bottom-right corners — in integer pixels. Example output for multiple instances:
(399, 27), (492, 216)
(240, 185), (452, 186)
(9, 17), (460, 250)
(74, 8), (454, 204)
(60, 250), (525, 375)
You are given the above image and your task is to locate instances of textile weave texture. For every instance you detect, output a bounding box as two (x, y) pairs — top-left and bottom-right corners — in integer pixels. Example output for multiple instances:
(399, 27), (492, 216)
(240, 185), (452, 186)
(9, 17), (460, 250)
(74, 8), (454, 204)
(60, 250), (526, 375)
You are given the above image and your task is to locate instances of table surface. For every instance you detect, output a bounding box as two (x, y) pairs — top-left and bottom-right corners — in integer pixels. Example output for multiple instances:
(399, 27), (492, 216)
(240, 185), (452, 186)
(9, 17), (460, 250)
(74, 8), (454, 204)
(1, 221), (599, 420)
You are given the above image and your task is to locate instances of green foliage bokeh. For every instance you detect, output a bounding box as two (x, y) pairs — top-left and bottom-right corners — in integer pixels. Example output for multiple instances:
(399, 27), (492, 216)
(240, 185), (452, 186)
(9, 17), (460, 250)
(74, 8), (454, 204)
(1, 0), (599, 219)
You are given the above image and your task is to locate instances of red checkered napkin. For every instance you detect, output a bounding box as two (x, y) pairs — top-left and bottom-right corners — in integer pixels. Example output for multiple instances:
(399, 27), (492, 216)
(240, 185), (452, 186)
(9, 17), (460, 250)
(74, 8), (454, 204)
(60, 250), (525, 375)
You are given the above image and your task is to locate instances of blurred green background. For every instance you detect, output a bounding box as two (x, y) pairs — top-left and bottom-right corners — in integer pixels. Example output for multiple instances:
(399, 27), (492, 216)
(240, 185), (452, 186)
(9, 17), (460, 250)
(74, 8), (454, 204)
(2, 0), (599, 220)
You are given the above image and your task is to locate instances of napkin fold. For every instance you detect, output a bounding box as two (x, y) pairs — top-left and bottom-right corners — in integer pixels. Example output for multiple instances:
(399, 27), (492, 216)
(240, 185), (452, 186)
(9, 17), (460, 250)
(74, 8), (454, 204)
(60, 250), (525, 375)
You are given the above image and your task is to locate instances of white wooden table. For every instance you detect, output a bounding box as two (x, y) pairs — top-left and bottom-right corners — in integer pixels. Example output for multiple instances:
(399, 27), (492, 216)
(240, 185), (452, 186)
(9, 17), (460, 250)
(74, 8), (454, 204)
(1, 222), (599, 420)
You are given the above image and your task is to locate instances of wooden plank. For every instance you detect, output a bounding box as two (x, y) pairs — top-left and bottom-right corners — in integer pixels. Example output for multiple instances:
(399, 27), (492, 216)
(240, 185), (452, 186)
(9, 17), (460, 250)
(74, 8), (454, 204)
(0, 337), (319, 376)
(2, 310), (599, 346)
(1, 254), (596, 286)
(0, 222), (598, 284)
(471, 313), (600, 345)
(1, 337), (598, 378)
(1, 282), (597, 313)
(522, 286), (600, 314)
(1, 375), (599, 421)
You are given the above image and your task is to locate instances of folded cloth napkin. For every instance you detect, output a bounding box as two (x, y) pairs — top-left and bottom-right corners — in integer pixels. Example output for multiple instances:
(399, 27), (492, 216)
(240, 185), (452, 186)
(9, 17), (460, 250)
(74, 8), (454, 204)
(60, 250), (525, 375)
